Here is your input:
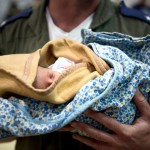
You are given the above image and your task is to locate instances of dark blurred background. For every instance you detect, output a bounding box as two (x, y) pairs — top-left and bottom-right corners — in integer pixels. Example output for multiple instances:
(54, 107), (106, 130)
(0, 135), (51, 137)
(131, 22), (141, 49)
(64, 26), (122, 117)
(0, 0), (41, 23)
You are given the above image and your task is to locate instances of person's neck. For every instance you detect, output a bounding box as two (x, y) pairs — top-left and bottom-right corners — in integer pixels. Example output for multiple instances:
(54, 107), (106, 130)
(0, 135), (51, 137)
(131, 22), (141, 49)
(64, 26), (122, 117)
(48, 0), (100, 32)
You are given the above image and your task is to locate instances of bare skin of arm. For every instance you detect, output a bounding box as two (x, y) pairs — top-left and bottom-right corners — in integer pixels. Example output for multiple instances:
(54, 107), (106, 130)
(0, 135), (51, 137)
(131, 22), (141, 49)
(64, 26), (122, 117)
(69, 89), (150, 150)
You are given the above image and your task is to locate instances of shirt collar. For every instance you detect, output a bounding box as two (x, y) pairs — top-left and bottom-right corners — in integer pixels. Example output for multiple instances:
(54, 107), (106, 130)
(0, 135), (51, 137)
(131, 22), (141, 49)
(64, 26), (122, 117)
(28, 0), (114, 40)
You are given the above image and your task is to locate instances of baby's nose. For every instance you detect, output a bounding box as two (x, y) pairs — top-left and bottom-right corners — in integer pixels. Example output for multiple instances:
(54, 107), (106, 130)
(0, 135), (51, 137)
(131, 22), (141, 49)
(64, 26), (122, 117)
(48, 78), (54, 85)
(47, 71), (60, 86)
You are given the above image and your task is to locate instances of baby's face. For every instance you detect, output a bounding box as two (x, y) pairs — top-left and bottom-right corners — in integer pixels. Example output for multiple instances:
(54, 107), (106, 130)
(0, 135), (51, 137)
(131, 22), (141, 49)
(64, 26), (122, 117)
(33, 66), (61, 89)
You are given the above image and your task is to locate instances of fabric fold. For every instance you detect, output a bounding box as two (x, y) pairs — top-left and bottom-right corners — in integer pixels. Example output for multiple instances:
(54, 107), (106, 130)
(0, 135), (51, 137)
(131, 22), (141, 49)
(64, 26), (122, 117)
(0, 38), (109, 104)
(0, 30), (149, 139)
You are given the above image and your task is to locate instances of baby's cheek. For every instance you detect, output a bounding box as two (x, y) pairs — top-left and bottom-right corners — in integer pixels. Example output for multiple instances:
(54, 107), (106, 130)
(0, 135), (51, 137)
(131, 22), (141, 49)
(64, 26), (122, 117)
(39, 71), (54, 89)
(33, 68), (49, 89)
(33, 78), (50, 89)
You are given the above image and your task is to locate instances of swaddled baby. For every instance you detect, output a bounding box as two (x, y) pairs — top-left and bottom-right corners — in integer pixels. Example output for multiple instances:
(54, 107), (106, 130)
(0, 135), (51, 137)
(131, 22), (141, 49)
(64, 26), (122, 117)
(33, 57), (75, 89)
(0, 38), (109, 104)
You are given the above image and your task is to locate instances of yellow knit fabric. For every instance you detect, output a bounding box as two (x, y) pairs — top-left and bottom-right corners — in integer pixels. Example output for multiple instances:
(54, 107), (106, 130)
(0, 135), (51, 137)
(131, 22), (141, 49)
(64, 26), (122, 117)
(0, 38), (110, 104)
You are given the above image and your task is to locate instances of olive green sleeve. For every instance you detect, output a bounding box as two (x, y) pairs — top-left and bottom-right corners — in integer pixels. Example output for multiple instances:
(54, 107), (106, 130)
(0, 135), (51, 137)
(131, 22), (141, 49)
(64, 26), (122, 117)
(144, 24), (150, 36)
(0, 27), (6, 55)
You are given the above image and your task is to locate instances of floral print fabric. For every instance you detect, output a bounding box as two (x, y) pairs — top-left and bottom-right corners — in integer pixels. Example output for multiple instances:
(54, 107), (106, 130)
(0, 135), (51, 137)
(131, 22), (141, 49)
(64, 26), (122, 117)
(0, 29), (149, 139)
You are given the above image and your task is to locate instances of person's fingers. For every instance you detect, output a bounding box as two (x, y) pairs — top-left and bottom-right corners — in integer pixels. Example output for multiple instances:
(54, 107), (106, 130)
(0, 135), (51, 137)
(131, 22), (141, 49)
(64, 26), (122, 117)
(72, 133), (100, 149)
(71, 122), (118, 145)
(133, 89), (150, 116)
(59, 125), (74, 132)
(84, 110), (128, 134)
(72, 133), (116, 150)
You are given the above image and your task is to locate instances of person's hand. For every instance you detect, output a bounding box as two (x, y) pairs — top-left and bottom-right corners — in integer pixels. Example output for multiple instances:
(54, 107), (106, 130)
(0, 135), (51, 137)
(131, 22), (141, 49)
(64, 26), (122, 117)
(59, 124), (74, 132)
(70, 89), (150, 150)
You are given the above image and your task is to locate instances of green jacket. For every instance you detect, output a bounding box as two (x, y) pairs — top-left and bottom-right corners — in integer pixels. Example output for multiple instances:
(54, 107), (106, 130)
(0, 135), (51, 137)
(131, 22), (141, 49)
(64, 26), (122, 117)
(0, 0), (150, 150)
(0, 0), (149, 55)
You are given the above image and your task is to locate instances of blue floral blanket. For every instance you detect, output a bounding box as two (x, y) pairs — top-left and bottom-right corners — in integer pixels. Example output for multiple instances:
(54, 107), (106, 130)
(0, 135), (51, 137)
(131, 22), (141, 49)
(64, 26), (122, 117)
(0, 29), (149, 139)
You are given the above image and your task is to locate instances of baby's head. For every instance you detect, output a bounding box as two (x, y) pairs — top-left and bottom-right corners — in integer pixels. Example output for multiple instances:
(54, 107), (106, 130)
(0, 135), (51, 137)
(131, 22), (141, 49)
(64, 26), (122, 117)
(33, 66), (61, 89)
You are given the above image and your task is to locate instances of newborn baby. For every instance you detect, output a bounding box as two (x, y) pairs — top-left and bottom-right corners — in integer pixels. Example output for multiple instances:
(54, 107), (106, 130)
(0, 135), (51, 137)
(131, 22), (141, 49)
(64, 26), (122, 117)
(0, 38), (109, 104)
(33, 57), (75, 89)
(33, 66), (61, 89)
